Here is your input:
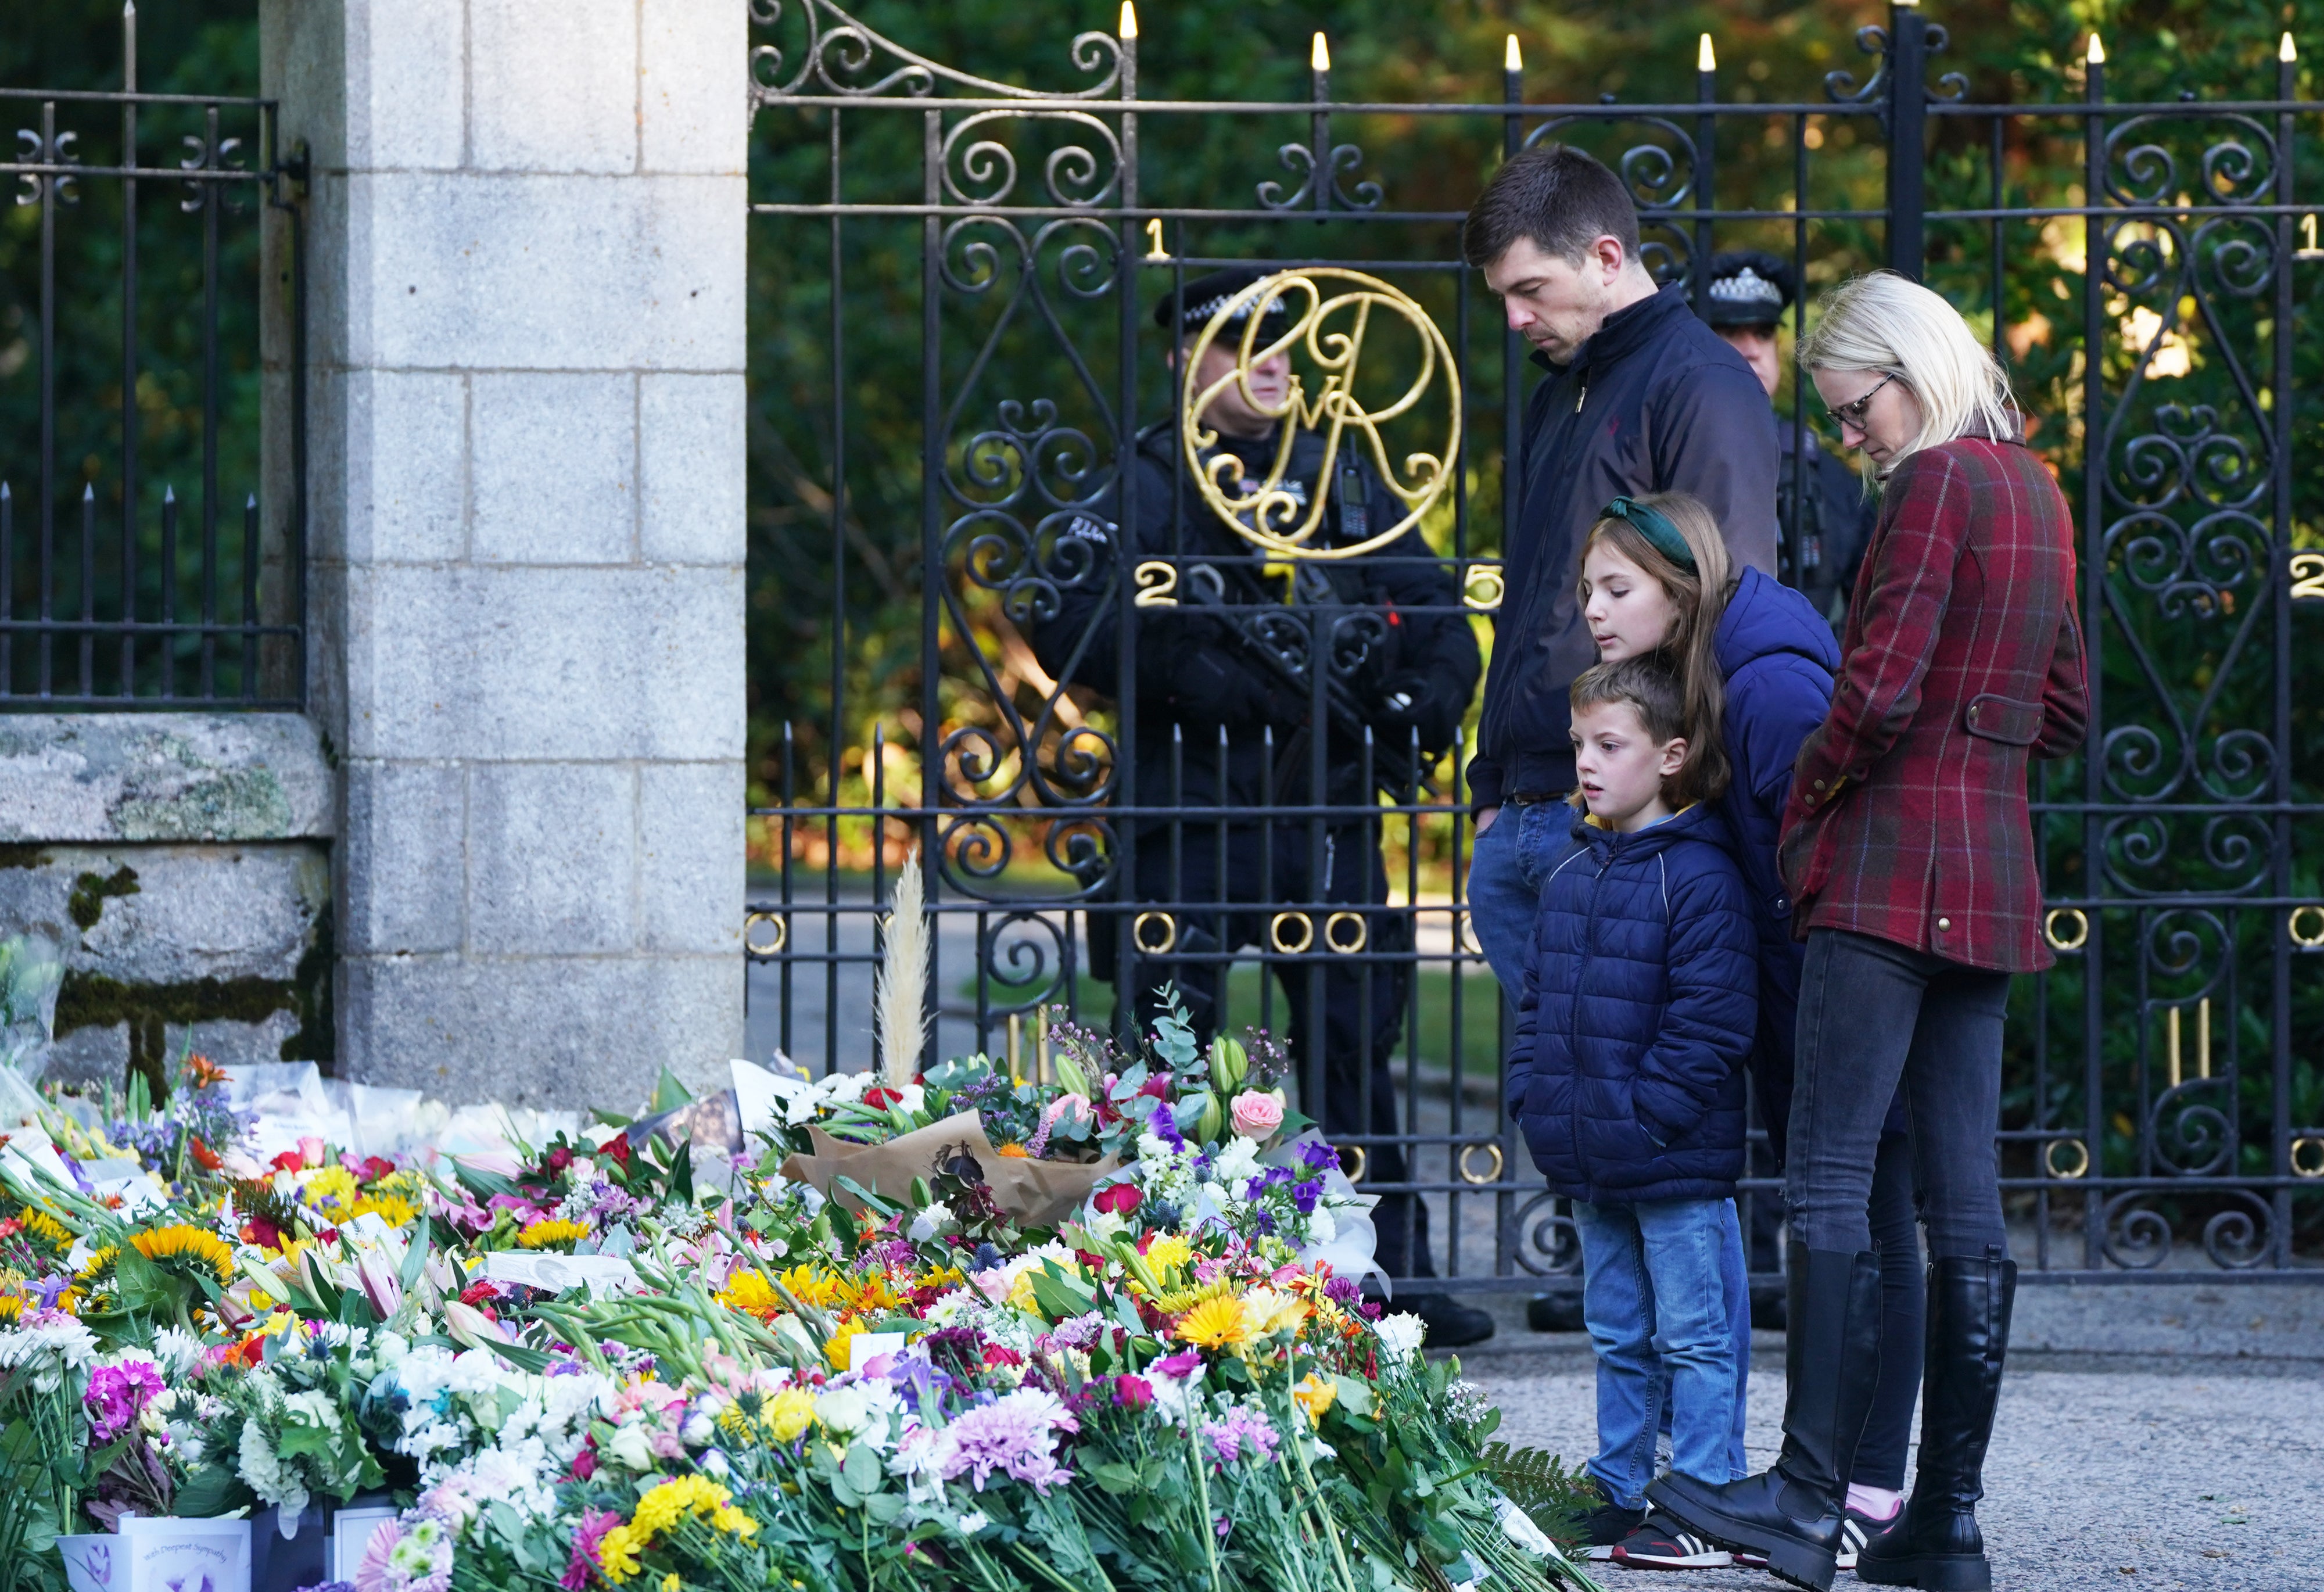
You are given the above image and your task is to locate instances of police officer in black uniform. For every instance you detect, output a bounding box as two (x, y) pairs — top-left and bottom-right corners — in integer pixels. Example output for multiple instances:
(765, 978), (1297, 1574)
(1032, 266), (1491, 1346)
(1703, 252), (1878, 629)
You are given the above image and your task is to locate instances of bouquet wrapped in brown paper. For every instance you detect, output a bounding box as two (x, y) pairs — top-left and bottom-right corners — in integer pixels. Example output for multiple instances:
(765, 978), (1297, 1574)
(778, 1109), (1122, 1229)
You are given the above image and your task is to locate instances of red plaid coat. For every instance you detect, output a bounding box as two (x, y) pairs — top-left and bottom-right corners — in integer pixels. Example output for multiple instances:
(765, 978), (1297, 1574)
(1777, 422), (2087, 973)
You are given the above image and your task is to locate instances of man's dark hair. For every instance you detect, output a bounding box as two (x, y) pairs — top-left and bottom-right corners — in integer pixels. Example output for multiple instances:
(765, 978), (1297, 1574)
(1461, 145), (1641, 271)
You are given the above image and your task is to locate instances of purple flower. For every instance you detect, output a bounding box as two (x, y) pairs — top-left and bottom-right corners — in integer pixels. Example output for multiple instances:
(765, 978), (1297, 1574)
(1297, 1139), (1339, 1173)
(84, 1360), (165, 1442)
(1323, 1275), (1362, 1307)
(1113, 1375), (1153, 1409)
(1199, 1404), (1279, 1466)
(1291, 1179), (1322, 1215)
(936, 1387), (1079, 1494)
(1152, 1349), (1202, 1379)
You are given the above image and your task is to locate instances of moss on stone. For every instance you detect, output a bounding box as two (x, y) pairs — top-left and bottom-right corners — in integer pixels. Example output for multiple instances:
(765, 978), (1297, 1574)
(67, 864), (142, 930)
(56, 969), (301, 1099)
(0, 844), (51, 871)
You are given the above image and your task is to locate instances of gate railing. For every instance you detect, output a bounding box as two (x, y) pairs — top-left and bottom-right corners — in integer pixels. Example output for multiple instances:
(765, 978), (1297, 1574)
(1, 7), (305, 709)
(743, 0), (2324, 1283)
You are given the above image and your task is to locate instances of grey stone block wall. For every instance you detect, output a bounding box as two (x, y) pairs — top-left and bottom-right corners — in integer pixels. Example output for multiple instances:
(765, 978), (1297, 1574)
(261, 0), (749, 1109)
(0, 715), (334, 1084)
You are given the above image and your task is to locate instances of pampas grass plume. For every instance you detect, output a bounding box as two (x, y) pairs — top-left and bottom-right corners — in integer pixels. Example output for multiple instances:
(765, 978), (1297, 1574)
(876, 851), (930, 1087)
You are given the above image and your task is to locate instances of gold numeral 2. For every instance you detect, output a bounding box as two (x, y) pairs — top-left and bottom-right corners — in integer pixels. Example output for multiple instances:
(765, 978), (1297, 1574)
(1134, 560), (1178, 606)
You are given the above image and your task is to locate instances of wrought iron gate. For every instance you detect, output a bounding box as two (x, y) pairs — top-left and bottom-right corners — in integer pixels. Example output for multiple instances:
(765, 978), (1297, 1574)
(743, 0), (2324, 1286)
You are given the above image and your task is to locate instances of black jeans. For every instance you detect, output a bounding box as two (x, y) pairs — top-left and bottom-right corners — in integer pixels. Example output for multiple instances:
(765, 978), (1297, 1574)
(1788, 929), (2011, 1261)
(1855, 1131), (1927, 1490)
(1123, 822), (1432, 1280)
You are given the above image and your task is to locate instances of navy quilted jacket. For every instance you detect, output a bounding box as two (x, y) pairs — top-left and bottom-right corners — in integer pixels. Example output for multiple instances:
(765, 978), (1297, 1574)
(1507, 801), (1756, 1204)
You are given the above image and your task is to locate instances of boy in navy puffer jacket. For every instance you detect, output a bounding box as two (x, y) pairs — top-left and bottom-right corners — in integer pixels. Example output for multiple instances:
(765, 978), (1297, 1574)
(1508, 657), (1756, 1562)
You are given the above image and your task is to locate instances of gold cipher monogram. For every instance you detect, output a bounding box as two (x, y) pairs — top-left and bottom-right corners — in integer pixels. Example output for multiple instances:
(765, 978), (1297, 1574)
(1179, 268), (1461, 562)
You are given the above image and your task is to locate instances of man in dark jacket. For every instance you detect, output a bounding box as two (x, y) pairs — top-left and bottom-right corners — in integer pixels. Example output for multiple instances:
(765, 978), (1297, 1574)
(1029, 266), (1490, 1346)
(1459, 146), (1781, 1002)
(1703, 252), (1878, 628)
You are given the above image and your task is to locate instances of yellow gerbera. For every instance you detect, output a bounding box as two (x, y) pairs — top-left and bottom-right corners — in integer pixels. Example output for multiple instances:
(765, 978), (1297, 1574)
(1175, 1295), (1256, 1350)
(515, 1217), (591, 1251)
(129, 1224), (235, 1279)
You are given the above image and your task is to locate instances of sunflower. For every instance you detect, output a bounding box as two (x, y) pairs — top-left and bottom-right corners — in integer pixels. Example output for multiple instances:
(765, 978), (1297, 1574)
(15, 1206), (75, 1252)
(515, 1217), (591, 1251)
(130, 1224), (236, 1280)
(0, 1293), (21, 1323)
(74, 1245), (120, 1286)
(1174, 1295), (1256, 1350)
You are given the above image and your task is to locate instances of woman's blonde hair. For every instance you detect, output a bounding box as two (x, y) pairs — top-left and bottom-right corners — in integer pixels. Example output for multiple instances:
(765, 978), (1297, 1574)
(1797, 270), (2015, 465)
(1576, 490), (1733, 806)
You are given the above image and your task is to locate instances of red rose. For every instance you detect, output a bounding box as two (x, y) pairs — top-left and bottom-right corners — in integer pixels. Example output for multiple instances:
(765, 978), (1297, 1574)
(544, 1145), (573, 1174)
(268, 1149), (305, 1173)
(981, 1344), (1025, 1369)
(458, 1280), (500, 1307)
(863, 1087), (901, 1110)
(360, 1155), (396, 1182)
(603, 1134), (633, 1166)
(1093, 1183), (1142, 1217)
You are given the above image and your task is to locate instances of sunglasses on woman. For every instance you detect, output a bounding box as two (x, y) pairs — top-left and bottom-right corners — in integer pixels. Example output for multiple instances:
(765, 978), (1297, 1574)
(1827, 371), (1900, 431)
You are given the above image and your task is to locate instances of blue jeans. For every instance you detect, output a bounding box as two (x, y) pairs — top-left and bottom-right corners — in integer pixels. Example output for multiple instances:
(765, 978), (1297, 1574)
(1468, 799), (1571, 993)
(1574, 1197), (1746, 1507)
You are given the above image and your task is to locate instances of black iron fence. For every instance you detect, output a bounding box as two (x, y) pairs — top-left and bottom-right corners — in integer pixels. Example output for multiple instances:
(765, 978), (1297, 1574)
(0, 9), (304, 709)
(745, 0), (2324, 1287)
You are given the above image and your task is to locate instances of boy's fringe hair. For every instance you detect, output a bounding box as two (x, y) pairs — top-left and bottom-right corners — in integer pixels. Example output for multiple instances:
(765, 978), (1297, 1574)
(1577, 489), (1734, 805)
(1569, 655), (1730, 809)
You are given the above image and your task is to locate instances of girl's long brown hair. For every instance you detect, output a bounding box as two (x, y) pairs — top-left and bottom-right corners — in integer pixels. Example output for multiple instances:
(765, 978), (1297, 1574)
(1577, 490), (1735, 806)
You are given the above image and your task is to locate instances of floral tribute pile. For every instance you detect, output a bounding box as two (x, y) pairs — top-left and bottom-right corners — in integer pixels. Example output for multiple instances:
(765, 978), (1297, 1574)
(0, 1001), (1597, 1592)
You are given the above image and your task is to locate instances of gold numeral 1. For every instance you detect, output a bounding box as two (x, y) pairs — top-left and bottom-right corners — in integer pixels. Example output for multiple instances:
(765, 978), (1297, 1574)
(2303, 214), (2323, 258)
(1145, 218), (1167, 259)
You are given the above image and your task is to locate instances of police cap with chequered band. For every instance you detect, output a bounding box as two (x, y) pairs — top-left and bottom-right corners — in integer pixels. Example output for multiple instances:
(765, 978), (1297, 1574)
(1154, 264), (1295, 342)
(1702, 250), (1794, 329)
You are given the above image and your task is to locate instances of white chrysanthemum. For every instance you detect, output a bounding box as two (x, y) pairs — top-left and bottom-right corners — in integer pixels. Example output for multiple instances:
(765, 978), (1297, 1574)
(1374, 1312), (1426, 1364)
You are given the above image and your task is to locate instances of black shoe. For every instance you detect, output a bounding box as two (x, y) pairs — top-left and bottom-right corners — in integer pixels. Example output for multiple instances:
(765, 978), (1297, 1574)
(1576, 1478), (1647, 1561)
(1647, 1243), (1883, 1591)
(1526, 1290), (1586, 1332)
(1750, 1277), (1789, 1332)
(1610, 1512), (1734, 1569)
(1857, 1253), (2016, 1591)
(1404, 1291), (1495, 1349)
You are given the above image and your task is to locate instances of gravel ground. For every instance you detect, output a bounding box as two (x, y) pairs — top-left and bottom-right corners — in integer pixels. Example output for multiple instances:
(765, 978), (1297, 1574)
(1459, 1339), (2324, 1591)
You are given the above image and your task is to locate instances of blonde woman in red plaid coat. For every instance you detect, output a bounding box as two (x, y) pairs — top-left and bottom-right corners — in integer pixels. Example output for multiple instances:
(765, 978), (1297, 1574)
(1651, 272), (2086, 1592)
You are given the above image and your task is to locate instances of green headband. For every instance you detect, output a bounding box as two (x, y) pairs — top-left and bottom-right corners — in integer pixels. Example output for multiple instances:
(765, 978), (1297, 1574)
(1599, 496), (1698, 572)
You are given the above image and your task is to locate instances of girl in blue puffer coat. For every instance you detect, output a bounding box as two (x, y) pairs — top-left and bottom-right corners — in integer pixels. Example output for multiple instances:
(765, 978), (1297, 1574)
(1508, 653), (1756, 1564)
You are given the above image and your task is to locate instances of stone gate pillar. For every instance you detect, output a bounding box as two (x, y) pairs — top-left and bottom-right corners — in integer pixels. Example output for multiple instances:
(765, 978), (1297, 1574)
(262, 0), (748, 1106)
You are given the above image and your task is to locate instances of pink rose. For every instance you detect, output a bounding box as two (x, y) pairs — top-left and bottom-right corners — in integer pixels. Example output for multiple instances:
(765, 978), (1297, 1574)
(1229, 1091), (1284, 1141)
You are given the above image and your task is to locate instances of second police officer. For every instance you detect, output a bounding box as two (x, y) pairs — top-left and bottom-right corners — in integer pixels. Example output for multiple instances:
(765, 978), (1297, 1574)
(1702, 251), (1878, 629)
(1031, 265), (1493, 1347)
